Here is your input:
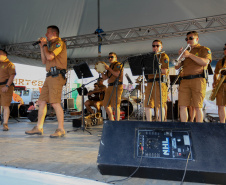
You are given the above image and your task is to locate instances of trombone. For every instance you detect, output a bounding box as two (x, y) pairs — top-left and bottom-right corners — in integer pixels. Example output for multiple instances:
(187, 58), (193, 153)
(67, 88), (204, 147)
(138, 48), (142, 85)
(172, 44), (191, 66)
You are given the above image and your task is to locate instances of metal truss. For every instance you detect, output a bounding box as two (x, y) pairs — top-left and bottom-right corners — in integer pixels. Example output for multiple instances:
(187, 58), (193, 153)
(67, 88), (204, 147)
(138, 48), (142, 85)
(4, 13), (226, 66)
(5, 13), (226, 55)
(67, 50), (224, 69)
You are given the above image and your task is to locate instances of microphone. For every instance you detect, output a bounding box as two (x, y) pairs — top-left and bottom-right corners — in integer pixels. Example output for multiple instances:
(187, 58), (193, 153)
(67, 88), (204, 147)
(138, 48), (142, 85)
(32, 41), (41, 46)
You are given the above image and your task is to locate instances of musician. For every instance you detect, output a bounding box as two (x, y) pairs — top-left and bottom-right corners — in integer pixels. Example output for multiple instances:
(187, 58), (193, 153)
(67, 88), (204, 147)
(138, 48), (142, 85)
(145, 40), (169, 121)
(85, 81), (106, 115)
(213, 44), (226, 123)
(0, 49), (16, 131)
(176, 31), (212, 122)
(25, 25), (67, 138)
(101, 52), (123, 121)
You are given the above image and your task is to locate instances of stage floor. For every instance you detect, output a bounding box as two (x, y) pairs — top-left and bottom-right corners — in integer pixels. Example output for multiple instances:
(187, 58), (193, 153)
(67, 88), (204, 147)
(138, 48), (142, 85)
(0, 117), (212, 185)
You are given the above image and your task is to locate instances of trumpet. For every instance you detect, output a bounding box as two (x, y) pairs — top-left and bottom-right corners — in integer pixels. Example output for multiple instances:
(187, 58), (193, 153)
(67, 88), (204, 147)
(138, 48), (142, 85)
(172, 44), (191, 66)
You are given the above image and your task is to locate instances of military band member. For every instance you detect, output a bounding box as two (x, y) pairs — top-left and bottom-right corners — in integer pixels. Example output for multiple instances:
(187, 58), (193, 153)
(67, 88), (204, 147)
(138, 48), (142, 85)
(0, 50), (16, 131)
(176, 31), (212, 122)
(101, 52), (123, 121)
(85, 79), (106, 115)
(145, 40), (169, 121)
(213, 44), (226, 123)
(25, 25), (67, 137)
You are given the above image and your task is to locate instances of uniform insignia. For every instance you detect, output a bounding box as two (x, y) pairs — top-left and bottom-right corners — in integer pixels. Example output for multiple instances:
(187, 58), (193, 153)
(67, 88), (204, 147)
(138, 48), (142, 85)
(207, 49), (211, 54)
(56, 42), (61, 48)
(12, 65), (15, 69)
(164, 59), (168, 63)
(195, 52), (199, 56)
(117, 65), (120, 68)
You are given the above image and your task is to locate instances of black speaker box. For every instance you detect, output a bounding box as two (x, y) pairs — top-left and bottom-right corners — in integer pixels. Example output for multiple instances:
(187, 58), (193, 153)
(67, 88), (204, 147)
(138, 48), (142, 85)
(72, 119), (82, 127)
(64, 98), (74, 110)
(28, 110), (38, 122)
(9, 103), (19, 117)
(97, 121), (226, 184)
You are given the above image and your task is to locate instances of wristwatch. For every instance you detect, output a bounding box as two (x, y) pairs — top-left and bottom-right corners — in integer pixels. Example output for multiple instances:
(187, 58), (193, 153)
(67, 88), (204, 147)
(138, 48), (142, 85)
(5, 85), (9, 88)
(43, 44), (47, 48)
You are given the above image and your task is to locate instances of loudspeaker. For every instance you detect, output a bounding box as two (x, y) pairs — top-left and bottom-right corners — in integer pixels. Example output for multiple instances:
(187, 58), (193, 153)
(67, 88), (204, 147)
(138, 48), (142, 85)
(97, 121), (226, 184)
(28, 110), (38, 122)
(9, 103), (19, 117)
(72, 118), (82, 127)
(64, 98), (74, 110)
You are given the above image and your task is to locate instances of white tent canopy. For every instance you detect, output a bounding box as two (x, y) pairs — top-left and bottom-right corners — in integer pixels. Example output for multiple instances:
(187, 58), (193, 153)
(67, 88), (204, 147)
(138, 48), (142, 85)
(1, 0), (226, 67)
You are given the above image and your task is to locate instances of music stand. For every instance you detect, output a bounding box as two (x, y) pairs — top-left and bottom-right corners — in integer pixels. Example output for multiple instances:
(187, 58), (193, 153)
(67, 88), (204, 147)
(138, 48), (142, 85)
(128, 52), (158, 120)
(68, 62), (93, 134)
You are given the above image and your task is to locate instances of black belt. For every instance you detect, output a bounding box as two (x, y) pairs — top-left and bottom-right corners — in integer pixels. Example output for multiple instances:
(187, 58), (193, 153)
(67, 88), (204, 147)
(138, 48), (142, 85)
(108, 82), (123, 86)
(181, 73), (205, 80)
(0, 81), (7, 85)
(46, 69), (66, 77)
(0, 79), (14, 86)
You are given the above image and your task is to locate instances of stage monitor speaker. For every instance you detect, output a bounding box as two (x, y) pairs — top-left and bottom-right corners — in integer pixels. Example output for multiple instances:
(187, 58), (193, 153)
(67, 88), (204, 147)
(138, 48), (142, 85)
(97, 121), (226, 184)
(28, 110), (38, 122)
(64, 98), (74, 110)
(9, 103), (19, 117)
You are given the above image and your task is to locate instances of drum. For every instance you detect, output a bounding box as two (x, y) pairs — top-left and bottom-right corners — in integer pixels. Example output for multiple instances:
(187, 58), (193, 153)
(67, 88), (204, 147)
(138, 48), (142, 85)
(121, 89), (130, 99)
(95, 61), (106, 73)
(131, 89), (141, 99)
(120, 99), (137, 118)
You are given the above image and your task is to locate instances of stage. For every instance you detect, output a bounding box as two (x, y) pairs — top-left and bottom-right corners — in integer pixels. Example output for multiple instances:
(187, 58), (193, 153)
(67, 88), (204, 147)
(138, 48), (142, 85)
(0, 117), (215, 185)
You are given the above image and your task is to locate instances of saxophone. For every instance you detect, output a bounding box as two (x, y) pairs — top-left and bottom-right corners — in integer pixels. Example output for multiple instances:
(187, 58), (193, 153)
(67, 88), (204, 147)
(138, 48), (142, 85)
(209, 68), (226, 101)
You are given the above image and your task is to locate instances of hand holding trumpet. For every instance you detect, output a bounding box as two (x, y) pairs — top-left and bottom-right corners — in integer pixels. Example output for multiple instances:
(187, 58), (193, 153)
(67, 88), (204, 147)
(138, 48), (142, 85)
(172, 44), (191, 66)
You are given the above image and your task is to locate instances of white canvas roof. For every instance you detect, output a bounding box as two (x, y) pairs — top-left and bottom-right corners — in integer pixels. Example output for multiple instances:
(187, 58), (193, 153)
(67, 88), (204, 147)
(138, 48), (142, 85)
(1, 0), (226, 67)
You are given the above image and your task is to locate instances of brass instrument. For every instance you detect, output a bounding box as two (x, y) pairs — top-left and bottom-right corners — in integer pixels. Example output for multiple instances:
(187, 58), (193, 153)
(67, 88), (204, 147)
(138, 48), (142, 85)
(172, 44), (191, 66)
(209, 68), (226, 101)
(95, 61), (106, 73)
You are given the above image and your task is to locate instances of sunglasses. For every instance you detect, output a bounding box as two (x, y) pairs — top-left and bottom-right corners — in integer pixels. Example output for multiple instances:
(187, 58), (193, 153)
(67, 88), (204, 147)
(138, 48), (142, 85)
(152, 45), (160, 48)
(185, 37), (194, 41)
(108, 56), (114, 59)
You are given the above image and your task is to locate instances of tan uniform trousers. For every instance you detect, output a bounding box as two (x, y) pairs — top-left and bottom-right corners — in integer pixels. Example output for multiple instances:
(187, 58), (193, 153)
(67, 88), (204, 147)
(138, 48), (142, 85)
(179, 78), (206, 108)
(103, 85), (123, 108)
(145, 82), (167, 108)
(0, 85), (14, 106)
(39, 75), (66, 104)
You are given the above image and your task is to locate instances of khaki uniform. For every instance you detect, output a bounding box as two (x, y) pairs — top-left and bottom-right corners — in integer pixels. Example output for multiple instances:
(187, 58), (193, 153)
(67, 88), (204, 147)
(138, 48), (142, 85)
(214, 56), (226, 106)
(0, 58), (16, 106)
(103, 62), (123, 108)
(145, 53), (169, 108)
(179, 44), (212, 108)
(39, 38), (67, 103)
(88, 84), (106, 107)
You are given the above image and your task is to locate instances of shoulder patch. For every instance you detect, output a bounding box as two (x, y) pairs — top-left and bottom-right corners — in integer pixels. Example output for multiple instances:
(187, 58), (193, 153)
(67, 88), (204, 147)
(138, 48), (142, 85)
(207, 49), (211, 54)
(56, 42), (61, 48)
(195, 52), (199, 56)
(164, 59), (168, 63)
(12, 64), (15, 69)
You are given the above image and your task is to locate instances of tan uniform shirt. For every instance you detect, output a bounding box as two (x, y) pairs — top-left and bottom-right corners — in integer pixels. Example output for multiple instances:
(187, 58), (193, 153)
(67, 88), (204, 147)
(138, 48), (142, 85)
(147, 53), (169, 79)
(0, 58), (16, 82)
(214, 56), (226, 74)
(106, 61), (123, 83)
(46, 37), (67, 71)
(182, 44), (212, 76)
